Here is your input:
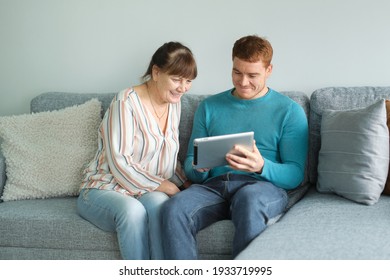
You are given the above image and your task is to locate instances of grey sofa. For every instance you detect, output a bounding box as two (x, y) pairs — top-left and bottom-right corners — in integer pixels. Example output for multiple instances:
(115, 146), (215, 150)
(1, 86), (390, 260)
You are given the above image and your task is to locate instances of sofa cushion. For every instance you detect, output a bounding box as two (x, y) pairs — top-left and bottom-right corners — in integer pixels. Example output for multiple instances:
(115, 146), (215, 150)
(317, 99), (389, 205)
(309, 86), (390, 184)
(178, 94), (210, 163)
(0, 196), (234, 259)
(236, 187), (390, 260)
(0, 99), (101, 201)
(0, 197), (121, 258)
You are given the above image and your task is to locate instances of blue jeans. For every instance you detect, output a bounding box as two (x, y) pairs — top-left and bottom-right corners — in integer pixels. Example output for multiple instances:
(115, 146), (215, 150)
(77, 188), (169, 260)
(161, 173), (288, 259)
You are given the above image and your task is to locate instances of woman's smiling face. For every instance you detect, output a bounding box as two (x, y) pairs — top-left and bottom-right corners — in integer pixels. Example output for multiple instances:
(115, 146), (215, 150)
(153, 67), (193, 104)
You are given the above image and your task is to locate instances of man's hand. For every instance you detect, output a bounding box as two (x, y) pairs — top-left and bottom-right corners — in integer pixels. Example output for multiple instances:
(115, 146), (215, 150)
(225, 140), (264, 173)
(195, 167), (210, 173)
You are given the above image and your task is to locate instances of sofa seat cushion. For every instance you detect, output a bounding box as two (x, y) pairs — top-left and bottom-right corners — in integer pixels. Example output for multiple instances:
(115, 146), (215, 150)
(236, 187), (390, 260)
(0, 197), (235, 259)
(197, 220), (234, 259)
(0, 197), (121, 255)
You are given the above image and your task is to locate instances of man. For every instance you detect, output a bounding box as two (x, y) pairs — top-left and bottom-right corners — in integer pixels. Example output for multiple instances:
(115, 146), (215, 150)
(161, 35), (308, 259)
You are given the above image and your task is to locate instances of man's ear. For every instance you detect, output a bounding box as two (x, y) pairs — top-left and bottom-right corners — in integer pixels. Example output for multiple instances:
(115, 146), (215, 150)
(267, 64), (273, 74)
(266, 63), (273, 78)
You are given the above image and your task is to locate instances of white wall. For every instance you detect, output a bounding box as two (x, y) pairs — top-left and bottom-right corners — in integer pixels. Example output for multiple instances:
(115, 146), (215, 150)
(1, 0), (389, 116)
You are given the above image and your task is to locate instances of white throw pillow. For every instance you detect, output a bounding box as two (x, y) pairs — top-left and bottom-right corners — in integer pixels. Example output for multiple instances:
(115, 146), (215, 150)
(0, 99), (101, 201)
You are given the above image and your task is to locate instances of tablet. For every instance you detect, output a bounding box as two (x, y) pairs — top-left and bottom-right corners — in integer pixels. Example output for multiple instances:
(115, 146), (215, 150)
(193, 131), (254, 169)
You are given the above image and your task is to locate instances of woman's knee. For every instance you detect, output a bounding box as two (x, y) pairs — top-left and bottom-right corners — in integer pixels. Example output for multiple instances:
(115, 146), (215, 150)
(140, 191), (170, 212)
(122, 199), (147, 219)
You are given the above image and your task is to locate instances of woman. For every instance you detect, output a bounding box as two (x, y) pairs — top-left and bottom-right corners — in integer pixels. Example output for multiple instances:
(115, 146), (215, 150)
(77, 42), (197, 259)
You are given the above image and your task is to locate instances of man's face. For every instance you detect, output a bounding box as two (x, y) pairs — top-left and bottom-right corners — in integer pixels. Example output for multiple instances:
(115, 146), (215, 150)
(231, 57), (273, 100)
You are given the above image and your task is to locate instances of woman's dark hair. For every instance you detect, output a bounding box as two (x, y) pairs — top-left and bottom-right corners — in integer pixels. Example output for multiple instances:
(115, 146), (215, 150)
(142, 42), (197, 81)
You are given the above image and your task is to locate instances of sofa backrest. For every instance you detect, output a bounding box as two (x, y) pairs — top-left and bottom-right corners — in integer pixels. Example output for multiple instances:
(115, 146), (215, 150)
(5, 87), (390, 200)
(308, 86), (390, 184)
(0, 90), (310, 200)
(30, 92), (116, 116)
(30, 90), (310, 164)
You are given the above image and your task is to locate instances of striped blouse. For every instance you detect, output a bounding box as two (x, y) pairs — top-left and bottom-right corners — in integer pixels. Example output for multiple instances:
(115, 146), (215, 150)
(80, 88), (186, 197)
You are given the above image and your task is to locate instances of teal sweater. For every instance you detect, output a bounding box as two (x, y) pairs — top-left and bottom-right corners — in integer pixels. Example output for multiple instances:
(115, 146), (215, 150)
(184, 88), (308, 190)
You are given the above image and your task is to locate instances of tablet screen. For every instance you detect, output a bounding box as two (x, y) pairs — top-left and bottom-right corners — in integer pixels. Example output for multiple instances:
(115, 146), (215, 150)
(193, 131), (254, 169)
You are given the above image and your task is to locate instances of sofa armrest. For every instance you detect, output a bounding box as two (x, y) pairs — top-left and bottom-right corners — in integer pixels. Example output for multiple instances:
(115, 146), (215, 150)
(0, 147), (5, 201)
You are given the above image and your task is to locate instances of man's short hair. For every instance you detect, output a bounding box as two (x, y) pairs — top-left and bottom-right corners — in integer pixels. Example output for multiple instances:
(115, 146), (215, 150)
(232, 35), (273, 66)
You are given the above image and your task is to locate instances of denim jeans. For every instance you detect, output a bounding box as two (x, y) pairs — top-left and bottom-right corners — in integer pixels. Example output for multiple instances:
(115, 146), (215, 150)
(77, 188), (169, 260)
(161, 173), (288, 259)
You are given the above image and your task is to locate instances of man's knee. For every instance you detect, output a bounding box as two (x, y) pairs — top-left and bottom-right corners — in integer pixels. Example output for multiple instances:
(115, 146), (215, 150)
(234, 182), (287, 210)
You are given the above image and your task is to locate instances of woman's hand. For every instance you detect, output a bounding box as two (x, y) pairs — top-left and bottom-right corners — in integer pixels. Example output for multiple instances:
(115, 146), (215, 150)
(156, 180), (180, 196)
(225, 140), (264, 173)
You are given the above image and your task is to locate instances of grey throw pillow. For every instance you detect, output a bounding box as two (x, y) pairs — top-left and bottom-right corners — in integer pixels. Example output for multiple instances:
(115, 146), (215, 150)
(317, 99), (389, 205)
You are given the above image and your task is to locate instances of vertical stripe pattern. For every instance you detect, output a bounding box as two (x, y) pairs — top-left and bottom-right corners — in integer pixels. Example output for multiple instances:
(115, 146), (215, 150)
(80, 88), (185, 197)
